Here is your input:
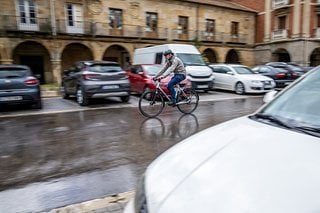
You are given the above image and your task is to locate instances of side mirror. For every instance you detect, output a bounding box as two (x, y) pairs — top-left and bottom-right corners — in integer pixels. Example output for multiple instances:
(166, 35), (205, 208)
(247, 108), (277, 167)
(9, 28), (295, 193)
(263, 90), (278, 103)
(227, 71), (234, 75)
(34, 74), (41, 79)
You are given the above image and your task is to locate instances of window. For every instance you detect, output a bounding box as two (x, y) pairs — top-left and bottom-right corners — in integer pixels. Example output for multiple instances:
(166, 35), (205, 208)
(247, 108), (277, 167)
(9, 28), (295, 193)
(146, 12), (157, 32)
(278, 16), (286, 30)
(66, 3), (83, 34)
(231, 21), (239, 37)
(17, 0), (38, 31)
(317, 14), (320, 28)
(109, 8), (122, 29)
(178, 16), (188, 34)
(206, 19), (215, 35)
(155, 52), (163, 64)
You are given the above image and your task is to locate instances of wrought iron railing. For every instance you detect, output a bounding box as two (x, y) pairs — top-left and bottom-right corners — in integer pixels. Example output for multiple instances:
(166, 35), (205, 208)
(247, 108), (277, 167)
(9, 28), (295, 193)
(0, 15), (250, 44)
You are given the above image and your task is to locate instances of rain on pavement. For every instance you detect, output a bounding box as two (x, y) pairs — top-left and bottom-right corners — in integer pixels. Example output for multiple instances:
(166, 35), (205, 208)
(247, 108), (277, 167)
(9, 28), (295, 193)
(0, 96), (264, 212)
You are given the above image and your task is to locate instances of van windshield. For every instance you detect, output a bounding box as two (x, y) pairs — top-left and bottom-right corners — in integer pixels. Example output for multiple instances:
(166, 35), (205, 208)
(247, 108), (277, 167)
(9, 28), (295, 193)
(176, 53), (206, 66)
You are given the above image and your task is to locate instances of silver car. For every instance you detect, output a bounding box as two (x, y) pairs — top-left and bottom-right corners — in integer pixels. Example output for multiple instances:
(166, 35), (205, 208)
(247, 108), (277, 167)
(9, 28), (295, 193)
(125, 66), (320, 213)
(0, 65), (42, 109)
(61, 61), (130, 106)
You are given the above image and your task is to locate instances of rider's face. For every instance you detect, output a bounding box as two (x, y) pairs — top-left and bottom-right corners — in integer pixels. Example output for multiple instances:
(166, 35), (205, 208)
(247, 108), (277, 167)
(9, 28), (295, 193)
(165, 54), (172, 60)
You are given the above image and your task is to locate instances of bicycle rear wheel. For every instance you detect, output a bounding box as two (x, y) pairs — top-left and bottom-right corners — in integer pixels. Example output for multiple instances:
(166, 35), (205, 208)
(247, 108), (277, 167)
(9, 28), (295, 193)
(177, 89), (199, 114)
(139, 91), (165, 117)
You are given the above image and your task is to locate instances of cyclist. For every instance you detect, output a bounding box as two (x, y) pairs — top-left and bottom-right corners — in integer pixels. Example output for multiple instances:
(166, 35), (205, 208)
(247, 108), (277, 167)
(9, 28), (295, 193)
(154, 49), (186, 106)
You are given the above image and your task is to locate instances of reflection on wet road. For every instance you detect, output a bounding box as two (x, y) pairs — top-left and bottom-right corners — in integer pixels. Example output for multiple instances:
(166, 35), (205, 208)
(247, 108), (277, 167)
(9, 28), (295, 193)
(0, 97), (263, 213)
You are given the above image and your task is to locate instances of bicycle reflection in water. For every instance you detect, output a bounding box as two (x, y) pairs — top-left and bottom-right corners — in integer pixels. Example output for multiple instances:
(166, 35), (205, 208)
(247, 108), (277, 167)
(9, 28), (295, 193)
(139, 113), (199, 144)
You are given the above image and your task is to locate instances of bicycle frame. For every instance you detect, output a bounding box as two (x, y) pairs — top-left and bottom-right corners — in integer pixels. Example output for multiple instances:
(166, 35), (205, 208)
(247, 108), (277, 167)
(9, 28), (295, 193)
(153, 80), (188, 104)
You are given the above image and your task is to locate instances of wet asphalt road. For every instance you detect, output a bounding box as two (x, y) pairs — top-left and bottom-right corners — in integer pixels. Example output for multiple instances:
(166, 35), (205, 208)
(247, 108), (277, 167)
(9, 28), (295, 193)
(0, 93), (264, 213)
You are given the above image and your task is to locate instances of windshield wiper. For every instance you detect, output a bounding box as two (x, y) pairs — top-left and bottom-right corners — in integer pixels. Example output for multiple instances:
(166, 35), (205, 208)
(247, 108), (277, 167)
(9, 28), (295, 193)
(294, 126), (320, 137)
(250, 113), (293, 129)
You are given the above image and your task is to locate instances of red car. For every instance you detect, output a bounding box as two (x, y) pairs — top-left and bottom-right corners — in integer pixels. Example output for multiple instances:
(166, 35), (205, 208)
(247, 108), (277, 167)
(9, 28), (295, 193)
(126, 64), (189, 95)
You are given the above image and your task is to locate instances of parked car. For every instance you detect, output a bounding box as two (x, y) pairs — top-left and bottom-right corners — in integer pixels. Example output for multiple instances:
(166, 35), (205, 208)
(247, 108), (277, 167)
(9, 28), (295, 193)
(61, 61), (130, 106)
(126, 64), (190, 95)
(252, 64), (298, 88)
(266, 62), (306, 77)
(209, 64), (275, 94)
(0, 64), (42, 109)
(125, 66), (320, 213)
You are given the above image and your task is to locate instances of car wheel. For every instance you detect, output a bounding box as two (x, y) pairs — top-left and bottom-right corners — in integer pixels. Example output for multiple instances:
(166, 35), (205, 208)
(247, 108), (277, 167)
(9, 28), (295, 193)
(121, 95), (130, 103)
(32, 99), (42, 109)
(235, 82), (245, 95)
(61, 85), (70, 99)
(143, 87), (152, 94)
(76, 87), (89, 106)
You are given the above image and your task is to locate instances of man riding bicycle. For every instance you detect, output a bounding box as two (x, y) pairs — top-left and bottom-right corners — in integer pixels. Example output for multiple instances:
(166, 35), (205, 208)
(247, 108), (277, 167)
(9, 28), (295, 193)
(154, 49), (186, 106)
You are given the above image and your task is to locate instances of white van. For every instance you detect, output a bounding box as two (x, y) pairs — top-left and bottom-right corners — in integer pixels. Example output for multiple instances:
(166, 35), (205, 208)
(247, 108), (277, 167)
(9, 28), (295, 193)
(133, 44), (214, 91)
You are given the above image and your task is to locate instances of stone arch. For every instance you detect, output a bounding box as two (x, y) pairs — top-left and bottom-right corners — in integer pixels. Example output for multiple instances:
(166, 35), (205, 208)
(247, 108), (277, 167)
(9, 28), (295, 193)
(102, 45), (130, 69)
(61, 43), (93, 72)
(202, 48), (217, 64)
(272, 48), (291, 62)
(310, 48), (320, 66)
(12, 41), (51, 84)
(225, 49), (240, 64)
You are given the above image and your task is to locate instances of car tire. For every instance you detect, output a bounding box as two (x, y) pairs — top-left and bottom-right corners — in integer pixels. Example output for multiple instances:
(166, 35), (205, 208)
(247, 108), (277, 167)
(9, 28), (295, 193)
(61, 85), (70, 99)
(143, 87), (152, 94)
(32, 99), (42, 109)
(121, 95), (130, 103)
(76, 87), (89, 106)
(235, 82), (245, 95)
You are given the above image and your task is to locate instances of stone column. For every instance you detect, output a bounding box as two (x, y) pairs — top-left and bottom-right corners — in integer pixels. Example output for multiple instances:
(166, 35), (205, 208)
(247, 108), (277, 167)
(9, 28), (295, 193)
(51, 59), (62, 85)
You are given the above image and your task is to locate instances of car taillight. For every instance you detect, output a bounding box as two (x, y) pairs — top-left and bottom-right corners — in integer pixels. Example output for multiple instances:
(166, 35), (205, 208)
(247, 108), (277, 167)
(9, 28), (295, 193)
(24, 78), (39, 85)
(292, 72), (298, 77)
(275, 73), (285, 79)
(82, 73), (101, 80)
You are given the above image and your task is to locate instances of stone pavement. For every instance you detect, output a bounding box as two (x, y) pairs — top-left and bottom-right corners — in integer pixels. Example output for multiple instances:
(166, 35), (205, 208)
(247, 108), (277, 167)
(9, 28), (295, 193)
(47, 191), (134, 213)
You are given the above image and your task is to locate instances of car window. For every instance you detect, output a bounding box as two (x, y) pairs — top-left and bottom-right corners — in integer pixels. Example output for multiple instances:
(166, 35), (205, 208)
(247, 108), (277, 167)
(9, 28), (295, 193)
(0, 68), (29, 78)
(259, 69), (320, 128)
(144, 65), (162, 76)
(212, 66), (228, 74)
(89, 64), (122, 73)
(258, 66), (270, 73)
(176, 53), (206, 66)
(233, 66), (255, 74)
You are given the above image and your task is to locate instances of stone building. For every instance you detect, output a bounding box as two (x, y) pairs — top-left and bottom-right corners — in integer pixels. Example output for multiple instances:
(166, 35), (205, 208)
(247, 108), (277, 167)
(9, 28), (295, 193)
(0, 0), (256, 84)
(232, 0), (320, 66)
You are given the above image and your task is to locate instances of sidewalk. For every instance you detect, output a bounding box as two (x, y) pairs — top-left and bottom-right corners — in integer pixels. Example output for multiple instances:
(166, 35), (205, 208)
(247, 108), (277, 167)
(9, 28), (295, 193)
(47, 191), (134, 213)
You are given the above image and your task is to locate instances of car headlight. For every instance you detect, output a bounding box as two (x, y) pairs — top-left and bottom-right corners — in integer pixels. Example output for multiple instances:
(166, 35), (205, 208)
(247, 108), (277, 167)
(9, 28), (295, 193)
(134, 174), (148, 213)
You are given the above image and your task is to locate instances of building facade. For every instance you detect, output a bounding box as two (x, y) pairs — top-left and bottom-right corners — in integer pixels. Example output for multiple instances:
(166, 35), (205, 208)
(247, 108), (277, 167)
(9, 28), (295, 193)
(0, 0), (256, 84)
(239, 0), (320, 66)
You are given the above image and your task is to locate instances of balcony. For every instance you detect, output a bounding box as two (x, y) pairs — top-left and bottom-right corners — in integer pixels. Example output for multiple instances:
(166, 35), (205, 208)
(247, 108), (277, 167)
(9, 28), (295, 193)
(0, 15), (51, 34)
(0, 14), (249, 45)
(272, 29), (288, 40)
(272, 0), (289, 9)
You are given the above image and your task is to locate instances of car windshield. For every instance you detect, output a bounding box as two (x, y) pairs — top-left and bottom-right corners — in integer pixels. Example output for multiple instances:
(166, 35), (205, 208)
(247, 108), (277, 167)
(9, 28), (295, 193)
(287, 64), (304, 72)
(254, 68), (320, 136)
(89, 64), (122, 73)
(0, 68), (29, 78)
(144, 65), (163, 76)
(233, 66), (256, 74)
(176, 53), (206, 66)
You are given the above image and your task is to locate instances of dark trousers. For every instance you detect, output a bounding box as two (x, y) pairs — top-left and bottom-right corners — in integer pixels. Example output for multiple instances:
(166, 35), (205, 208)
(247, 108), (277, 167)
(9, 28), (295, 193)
(167, 74), (186, 103)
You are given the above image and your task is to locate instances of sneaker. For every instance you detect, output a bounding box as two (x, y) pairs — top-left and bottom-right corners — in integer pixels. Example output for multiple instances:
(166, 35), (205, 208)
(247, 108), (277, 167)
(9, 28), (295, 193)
(167, 101), (176, 107)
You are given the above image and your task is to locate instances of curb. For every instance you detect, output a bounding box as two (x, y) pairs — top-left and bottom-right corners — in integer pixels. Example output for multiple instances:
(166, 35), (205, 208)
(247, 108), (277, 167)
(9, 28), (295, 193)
(47, 191), (134, 213)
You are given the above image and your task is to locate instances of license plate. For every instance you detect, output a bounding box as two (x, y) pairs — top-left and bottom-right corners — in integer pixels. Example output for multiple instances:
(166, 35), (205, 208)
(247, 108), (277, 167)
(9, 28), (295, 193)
(103, 85), (119, 89)
(0, 96), (23, 101)
(197, 85), (208, 89)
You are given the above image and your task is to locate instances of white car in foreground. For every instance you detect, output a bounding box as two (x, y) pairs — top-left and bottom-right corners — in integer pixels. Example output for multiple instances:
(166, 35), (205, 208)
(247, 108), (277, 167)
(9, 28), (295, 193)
(209, 64), (276, 94)
(125, 66), (320, 213)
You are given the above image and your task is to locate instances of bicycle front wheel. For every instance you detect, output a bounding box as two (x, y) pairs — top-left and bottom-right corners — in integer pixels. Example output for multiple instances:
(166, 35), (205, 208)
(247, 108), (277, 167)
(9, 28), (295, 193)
(177, 89), (199, 114)
(139, 91), (165, 117)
